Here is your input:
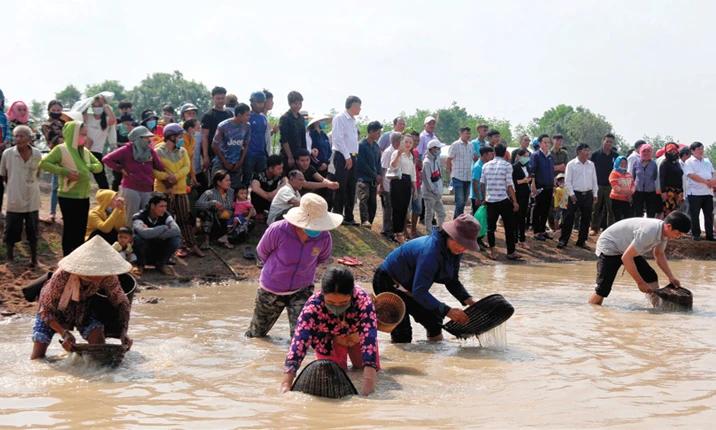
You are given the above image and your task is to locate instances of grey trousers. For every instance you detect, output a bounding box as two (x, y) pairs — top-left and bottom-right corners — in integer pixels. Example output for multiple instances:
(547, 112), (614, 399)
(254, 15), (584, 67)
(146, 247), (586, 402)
(380, 190), (393, 235)
(423, 194), (446, 230)
(119, 188), (152, 228)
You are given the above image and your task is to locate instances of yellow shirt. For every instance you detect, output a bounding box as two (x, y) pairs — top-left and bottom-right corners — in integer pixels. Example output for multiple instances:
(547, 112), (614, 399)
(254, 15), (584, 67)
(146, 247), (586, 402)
(153, 142), (190, 195)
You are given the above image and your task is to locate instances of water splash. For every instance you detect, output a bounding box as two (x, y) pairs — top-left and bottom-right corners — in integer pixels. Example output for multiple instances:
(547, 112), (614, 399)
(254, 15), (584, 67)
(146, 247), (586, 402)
(476, 322), (508, 347)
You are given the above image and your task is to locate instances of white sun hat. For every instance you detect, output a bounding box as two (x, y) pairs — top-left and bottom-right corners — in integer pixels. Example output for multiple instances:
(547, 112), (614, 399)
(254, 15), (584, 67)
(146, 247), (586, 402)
(283, 193), (344, 231)
(58, 236), (132, 276)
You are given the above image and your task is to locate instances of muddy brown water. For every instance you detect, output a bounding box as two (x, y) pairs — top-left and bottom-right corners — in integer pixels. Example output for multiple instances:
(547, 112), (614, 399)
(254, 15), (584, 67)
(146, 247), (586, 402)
(1, 261), (715, 428)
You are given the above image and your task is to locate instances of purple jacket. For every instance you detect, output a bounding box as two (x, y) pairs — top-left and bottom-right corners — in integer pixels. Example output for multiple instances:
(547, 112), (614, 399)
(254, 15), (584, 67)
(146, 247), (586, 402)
(257, 219), (332, 294)
(102, 143), (165, 193)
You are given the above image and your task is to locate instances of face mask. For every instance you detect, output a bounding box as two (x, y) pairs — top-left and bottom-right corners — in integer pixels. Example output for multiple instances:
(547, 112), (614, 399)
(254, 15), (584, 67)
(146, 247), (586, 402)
(326, 302), (351, 316)
(49, 112), (62, 120)
(92, 107), (104, 115)
(78, 136), (87, 147)
(177, 138), (184, 148)
(146, 120), (157, 129)
(304, 120), (309, 127)
(319, 121), (327, 130)
(435, 150), (441, 157)
(520, 157), (530, 164)
(304, 229), (321, 238)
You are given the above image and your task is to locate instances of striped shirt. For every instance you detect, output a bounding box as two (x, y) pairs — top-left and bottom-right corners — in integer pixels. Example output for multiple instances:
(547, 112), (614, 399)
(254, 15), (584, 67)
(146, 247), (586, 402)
(480, 158), (514, 203)
(448, 139), (474, 182)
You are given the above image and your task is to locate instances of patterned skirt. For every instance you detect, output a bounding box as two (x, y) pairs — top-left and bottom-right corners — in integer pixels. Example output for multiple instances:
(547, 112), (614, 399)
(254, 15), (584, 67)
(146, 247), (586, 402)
(662, 187), (683, 215)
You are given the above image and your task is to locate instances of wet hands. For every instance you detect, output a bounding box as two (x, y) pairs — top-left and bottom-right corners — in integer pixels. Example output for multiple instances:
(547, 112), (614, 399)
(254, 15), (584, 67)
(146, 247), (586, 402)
(668, 277), (681, 288)
(637, 281), (653, 294)
(120, 333), (133, 351)
(280, 372), (296, 393)
(447, 308), (469, 325)
(61, 330), (76, 352)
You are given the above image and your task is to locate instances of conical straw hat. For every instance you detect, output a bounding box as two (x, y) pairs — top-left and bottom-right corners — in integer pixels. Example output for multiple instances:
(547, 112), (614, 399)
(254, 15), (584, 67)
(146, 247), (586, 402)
(283, 193), (343, 231)
(58, 236), (132, 276)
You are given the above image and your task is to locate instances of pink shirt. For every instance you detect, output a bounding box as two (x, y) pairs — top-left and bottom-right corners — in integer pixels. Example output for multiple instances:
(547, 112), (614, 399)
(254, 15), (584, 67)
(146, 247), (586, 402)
(233, 200), (254, 217)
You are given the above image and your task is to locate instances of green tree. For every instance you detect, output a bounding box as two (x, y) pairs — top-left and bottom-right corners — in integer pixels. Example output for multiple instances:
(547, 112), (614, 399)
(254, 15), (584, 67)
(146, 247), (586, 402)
(85, 80), (129, 112)
(128, 71), (211, 116)
(641, 134), (676, 151)
(54, 84), (81, 109)
(527, 105), (618, 156)
(706, 142), (716, 165)
(29, 99), (46, 123)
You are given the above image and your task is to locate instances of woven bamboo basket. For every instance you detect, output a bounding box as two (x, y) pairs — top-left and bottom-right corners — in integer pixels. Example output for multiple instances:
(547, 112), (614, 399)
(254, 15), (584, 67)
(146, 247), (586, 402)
(443, 294), (515, 339)
(372, 292), (406, 333)
(652, 284), (693, 310)
(71, 343), (128, 367)
(291, 359), (358, 399)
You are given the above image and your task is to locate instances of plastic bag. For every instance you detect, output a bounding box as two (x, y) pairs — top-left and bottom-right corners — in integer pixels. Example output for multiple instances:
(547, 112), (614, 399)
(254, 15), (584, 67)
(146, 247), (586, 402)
(474, 205), (487, 238)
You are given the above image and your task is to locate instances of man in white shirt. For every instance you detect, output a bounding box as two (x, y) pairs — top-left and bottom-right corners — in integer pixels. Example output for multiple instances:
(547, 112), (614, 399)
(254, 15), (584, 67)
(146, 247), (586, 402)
(447, 126), (475, 218)
(0, 125), (42, 266)
(683, 141), (715, 241)
(267, 171), (305, 225)
(558, 143), (599, 250)
(379, 132), (402, 240)
(626, 140), (646, 176)
(331, 96), (361, 226)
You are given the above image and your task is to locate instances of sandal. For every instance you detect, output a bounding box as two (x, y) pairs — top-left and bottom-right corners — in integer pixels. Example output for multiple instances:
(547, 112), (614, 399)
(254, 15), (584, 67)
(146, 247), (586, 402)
(243, 246), (256, 260)
(176, 248), (189, 258)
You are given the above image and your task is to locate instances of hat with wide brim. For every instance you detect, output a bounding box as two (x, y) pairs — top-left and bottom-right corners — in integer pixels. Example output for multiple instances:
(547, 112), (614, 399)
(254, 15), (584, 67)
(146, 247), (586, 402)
(58, 236), (132, 276)
(307, 115), (331, 129)
(442, 213), (481, 252)
(283, 193), (343, 231)
(443, 294), (515, 339)
(291, 359), (358, 399)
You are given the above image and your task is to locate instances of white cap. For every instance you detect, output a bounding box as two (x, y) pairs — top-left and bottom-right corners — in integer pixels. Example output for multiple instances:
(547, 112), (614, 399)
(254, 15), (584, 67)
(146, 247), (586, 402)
(427, 139), (445, 149)
(424, 116), (436, 125)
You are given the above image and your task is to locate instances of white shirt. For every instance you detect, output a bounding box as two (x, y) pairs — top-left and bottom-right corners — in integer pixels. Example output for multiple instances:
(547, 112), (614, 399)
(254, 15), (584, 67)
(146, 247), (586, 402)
(683, 156), (715, 196)
(447, 139), (473, 182)
(305, 131), (312, 152)
(565, 158), (598, 196)
(390, 150), (417, 183)
(267, 183), (301, 225)
(331, 111), (358, 160)
(380, 146), (397, 192)
(85, 114), (110, 153)
(0, 146), (42, 213)
(626, 152), (640, 176)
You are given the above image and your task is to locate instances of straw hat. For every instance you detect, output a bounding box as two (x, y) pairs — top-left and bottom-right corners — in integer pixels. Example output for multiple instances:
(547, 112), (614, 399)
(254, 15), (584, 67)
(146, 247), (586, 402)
(283, 194), (343, 231)
(58, 236), (132, 276)
(307, 115), (331, 129)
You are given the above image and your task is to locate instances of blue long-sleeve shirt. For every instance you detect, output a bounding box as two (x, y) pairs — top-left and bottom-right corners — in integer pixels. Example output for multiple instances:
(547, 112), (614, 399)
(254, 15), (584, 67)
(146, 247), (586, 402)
(356, 138), (381, 182)
(529, 149), (555, 189)
(630, 159), (658, 192)
(310, 129), (331, 165)
(379, 228), (472, 317)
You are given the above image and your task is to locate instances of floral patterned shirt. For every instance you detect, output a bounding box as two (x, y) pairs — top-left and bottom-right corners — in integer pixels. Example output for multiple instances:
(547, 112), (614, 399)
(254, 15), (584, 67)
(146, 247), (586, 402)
(284, 285), (378, 374)
(38, 269), (131, 334)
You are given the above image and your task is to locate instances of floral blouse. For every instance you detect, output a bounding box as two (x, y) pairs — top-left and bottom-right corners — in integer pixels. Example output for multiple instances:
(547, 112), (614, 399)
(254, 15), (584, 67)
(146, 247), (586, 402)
(38, 269), (131, 334)
(284, 285), (378, 374)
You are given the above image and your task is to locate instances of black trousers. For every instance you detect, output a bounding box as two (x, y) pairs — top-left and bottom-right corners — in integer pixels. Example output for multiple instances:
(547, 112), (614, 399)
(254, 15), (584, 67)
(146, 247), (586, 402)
(688, 195), (714, 239)
(0, 180), (4, 213)
(58, 197), (90, 256)
(390, 175), (412, 234)
(533, 187), (553, 234)
(357, 180), (377, 224)
(90, 151), (109, 190)
(513, 195), (529, 243)
(632, 191), (659, 218)
(559, 191), (594, 245)
(611, 198), (631, 223)
(332, 154), (357, 222)
(487, 199), (516, 254)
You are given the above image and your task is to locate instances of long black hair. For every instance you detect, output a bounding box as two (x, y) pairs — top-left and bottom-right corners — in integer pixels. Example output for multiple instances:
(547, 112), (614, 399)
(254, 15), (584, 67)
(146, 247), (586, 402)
(94, 96), (108, 130)
(321, 267), (355, 295)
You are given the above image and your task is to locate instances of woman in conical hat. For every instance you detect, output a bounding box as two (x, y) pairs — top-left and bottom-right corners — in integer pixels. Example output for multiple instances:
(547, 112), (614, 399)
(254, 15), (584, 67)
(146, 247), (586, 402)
(30, 236), (133, 360)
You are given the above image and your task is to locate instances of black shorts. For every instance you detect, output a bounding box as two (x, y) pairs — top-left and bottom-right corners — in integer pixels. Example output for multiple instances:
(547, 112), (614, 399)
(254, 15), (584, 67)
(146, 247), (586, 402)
(3, 211), (39, 245)
(595, 254), (658, 298)
(372, 268), (443, 342)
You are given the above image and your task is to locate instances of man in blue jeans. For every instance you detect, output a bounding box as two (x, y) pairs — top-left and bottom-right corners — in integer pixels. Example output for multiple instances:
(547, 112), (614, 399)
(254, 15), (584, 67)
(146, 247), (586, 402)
(132, 192), (181, 277)
(244, 91), (270, 185)
(447, 126), (474, 218)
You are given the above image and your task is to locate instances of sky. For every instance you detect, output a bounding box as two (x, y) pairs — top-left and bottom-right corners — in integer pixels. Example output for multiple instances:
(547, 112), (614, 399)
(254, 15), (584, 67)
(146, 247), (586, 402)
(4, 0), (715, 144)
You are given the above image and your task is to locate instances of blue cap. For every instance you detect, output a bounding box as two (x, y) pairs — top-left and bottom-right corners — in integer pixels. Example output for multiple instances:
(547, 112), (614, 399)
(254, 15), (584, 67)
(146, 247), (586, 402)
(532, 138), (540, 148)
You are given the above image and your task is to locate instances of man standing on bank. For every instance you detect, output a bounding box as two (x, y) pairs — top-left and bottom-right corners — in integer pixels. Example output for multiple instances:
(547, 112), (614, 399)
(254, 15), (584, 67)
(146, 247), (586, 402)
(558, 144), (598, 250)
(589, 211), (690, 305)
(331, 96), (362, 226)
(530, 134), (555, 241)
(589, 133), (618, 236)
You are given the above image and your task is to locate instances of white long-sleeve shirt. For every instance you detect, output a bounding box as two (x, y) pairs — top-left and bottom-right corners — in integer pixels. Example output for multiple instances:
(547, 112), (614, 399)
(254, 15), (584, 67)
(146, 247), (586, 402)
(565, 158), (598, 196)
(331, 111), (358, 160)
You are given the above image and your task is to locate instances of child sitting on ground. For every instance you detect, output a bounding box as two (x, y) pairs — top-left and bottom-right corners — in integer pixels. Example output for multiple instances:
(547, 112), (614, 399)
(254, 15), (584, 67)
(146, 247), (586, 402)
(554, 173), (569, 233)
(112, 227), (137, 263)
(226, 185), (256, 244)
